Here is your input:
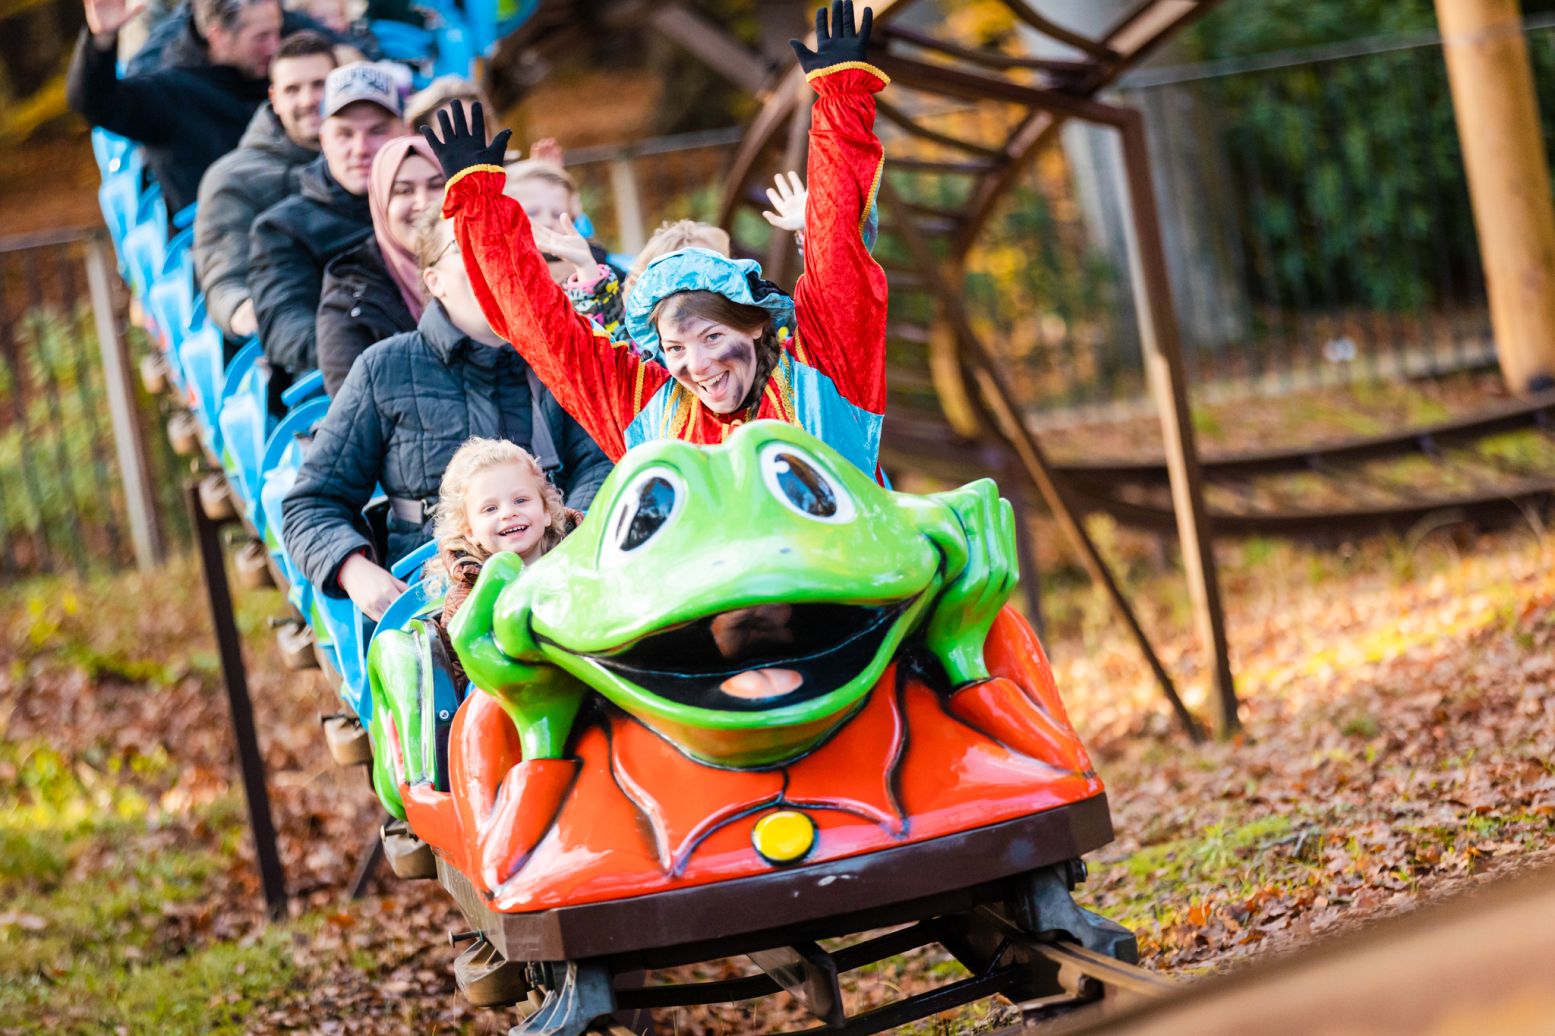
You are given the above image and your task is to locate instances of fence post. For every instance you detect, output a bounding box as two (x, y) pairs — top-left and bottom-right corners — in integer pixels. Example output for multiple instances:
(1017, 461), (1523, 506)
(608, 156), (648, 257)
(84, 236), (165, 570)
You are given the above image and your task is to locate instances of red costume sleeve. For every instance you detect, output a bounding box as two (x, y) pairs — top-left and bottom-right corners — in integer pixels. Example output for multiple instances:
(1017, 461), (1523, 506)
(440, 167), (668, 461)
(791, 64), (891, 417)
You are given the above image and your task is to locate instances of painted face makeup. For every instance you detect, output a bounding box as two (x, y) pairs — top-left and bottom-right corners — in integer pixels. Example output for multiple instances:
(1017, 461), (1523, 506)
(660, 316), (761, 414)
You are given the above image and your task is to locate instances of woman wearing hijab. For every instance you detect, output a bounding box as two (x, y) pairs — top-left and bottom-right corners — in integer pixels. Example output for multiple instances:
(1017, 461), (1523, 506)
(315, 134), (445, 396)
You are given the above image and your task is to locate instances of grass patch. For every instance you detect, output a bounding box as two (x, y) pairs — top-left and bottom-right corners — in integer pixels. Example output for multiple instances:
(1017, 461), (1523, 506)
(0, 734), (300, 1034)
(1108, 815), (1300, 934)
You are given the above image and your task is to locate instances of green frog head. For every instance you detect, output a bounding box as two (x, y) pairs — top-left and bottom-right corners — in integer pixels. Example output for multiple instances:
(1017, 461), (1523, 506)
(452, 420), (1018, 768)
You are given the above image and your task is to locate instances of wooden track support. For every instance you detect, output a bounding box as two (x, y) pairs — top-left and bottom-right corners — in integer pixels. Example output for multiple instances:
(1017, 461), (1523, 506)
(878, 178), (1206, 742)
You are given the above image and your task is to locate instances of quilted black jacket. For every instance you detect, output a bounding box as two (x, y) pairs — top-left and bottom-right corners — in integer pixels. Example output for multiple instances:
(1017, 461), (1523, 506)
(316, 238), (414, 397)
(280, 301), (612, 595)
(249, 158), (373, 376)
(194, 104), (317, 338)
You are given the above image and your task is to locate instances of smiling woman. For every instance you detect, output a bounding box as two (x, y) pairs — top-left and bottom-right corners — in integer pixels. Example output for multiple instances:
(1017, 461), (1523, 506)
(423, 0), (892, 480)
(651, 290), (771, 414)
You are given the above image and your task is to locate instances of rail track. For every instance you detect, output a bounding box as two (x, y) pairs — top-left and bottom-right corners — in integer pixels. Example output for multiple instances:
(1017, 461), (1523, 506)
(889, 390), (1555, 538)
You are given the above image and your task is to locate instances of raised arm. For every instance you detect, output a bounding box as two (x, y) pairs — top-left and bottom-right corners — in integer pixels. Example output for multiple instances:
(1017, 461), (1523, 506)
(788, 1), (889, 417)
(423, 105), (667, 462)
(67, 30), (177, 145)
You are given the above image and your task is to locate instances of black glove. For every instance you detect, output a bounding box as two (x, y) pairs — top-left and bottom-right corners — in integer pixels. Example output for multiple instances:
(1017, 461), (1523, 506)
(418, 101), (512, 180)
(789, 0), (873, 75)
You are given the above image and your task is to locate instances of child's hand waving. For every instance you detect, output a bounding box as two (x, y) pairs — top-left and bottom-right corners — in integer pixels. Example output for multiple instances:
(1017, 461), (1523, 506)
(761, 170), (808, 233)
(531, 212), (597, 278)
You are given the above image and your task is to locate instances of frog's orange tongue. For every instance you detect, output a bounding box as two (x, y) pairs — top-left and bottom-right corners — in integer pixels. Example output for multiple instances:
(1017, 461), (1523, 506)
(719, 668), (803, 700)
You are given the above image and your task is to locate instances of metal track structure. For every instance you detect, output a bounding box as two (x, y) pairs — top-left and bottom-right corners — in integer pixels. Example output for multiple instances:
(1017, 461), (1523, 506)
(718, 0), (1236, 737)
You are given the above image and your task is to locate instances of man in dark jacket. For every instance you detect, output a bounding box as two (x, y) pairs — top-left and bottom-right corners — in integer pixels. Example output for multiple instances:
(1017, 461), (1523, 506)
(67, 0), (282, 215)
(248, 60), (402, 391)
(126, 0), (346, 75)
(281, 301), (612, 617)
(194, 31), (335, 340)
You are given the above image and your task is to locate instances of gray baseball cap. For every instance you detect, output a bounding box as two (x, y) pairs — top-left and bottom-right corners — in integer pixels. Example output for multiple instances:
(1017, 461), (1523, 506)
(322, 62), (404, 119)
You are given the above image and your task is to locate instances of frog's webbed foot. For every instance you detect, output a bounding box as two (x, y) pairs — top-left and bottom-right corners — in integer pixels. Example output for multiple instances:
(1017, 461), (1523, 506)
(922, 478), (1018, 688)
(478, 757), (580, 889)
(450, 551), (587, 760)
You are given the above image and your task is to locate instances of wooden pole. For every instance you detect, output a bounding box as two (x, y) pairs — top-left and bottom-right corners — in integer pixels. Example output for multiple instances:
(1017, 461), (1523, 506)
(85, 237), (165, 571)
(607, 157), (648, 257)
(1115, 108), (1240, 737)
(1436, 0), (1555, 394)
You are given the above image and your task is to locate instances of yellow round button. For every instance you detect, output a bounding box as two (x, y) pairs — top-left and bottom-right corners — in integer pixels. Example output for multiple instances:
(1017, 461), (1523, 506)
(751, 810), (816, 865)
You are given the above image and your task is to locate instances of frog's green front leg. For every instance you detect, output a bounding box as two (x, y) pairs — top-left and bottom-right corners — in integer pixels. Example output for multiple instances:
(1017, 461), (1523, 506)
(921, 479), (1019, 687)
(449, 552), (586, 760)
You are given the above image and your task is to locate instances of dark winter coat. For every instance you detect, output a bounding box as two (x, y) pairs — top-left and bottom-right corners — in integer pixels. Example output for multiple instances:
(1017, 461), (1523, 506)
(66, 27), (270, 214)
(194, 104), (318, 338)
(248, 158), (373, 375)
(316, 239), (415, 396)
(280, 301), (613, 595)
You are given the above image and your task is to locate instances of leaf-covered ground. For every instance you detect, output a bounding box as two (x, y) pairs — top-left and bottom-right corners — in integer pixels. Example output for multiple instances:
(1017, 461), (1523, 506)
(1, 513), (1552, 1033)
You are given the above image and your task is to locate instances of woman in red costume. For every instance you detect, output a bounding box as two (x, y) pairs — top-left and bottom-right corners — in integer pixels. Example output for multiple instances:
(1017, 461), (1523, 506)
(420, 1), (893, 480)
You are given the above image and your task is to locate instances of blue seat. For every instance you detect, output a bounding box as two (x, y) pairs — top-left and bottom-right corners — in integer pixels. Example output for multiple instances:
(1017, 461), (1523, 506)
(91, 128), (134, 175)
(314, 589), (374, 722)
(390, 539), (439, 583)
(146, 223), (196, 357)
(281, 369), (328, 409)
(94, 133), (144, 256)
(121, 182), (168, 305)
(258, 396), (331, 591)
(175, 301), (225, 457)
(216, 340), (273, 527)
(373, 578), (442, 640)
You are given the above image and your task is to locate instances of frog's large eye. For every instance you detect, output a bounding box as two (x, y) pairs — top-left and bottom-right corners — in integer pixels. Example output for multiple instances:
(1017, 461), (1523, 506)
(604, 468), (684, 558)
(760, 444), (856, 523)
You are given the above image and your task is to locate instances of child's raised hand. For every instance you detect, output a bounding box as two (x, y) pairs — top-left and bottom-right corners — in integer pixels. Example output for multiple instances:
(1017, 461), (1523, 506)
(528, 137), (565, 167)
(761, 170), (808, 233)
(530, 212), (596, 277)
(420, 101), (511, 179)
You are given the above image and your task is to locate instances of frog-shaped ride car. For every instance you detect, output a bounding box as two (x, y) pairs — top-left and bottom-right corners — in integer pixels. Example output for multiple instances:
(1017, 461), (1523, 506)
(366, 421), (1130, 1031)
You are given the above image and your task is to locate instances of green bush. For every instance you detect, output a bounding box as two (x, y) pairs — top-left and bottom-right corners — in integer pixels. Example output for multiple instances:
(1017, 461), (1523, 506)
(1168, 0), (1555, 312)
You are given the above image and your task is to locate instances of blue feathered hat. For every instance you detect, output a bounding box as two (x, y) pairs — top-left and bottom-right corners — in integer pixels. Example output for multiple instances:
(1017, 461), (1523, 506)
(625, 247), (794, 360)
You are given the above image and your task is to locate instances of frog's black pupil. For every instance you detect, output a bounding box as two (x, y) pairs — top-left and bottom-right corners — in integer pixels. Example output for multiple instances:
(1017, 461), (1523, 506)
(619, 476), (676, 550)
(773, 453), (837, 517)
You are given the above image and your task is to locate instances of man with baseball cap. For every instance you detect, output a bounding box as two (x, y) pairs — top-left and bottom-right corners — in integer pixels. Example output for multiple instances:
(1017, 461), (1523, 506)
(248, 60), (405, 406)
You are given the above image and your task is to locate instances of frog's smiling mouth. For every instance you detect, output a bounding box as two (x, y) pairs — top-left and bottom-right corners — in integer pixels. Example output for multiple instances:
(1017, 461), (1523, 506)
(574, 601), (911, 712)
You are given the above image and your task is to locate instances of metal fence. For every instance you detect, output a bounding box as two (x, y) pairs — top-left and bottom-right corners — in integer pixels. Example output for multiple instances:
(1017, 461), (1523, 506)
(0, 229), (182, 580)
(961, 22), (1539, 417)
